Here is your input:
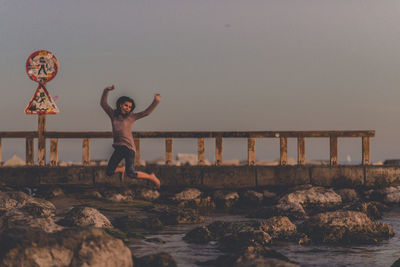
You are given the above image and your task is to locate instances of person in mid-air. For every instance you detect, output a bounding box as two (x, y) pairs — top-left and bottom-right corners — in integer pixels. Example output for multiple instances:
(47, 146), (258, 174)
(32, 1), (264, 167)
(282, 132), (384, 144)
(100, 85), (161, 187)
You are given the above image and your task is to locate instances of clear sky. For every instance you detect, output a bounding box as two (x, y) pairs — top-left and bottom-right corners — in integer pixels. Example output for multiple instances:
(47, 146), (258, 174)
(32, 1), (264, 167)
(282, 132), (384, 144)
(1, 0), (400, 163)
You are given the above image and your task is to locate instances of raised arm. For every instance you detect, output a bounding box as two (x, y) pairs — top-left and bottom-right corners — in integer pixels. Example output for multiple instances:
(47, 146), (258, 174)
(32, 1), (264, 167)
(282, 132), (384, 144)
(100, 85), (115, 118)
(133, 94), (161, 120)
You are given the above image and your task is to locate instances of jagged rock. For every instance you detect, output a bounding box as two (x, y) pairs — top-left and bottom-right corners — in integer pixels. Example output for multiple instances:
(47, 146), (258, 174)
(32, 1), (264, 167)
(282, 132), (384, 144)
(335, 188), (359, 203)
(248, 202), (307, 221)
(59, 206), (112, 228)
(260, 216), (297, 241)
(214, 245), (300, 267)
(343, 201), (389, 220)
(382, 186), (400, 204)
(0, 191), (56, 214)
(218, 229), (272, 252)
(0, 227), (133, 267)
(114, 215), (163, 232)
(135, 252), (177, 267)
(213, 190), (240, 209)
(0, 210), (62, 233)
(158, 208), (204, 225)
(172, 188), (202, 201)
(183, 226), (214, 244)
(178, 196), (216, 209)
(241, 190), (264, 206)
(135, 187), (160, 201)
(299, 210), (394, 244)
(279, 187), (342, 213)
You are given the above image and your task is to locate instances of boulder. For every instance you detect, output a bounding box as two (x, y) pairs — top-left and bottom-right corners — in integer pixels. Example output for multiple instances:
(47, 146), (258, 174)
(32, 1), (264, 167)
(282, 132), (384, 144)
(213, 190), (240, 209)
(0, 210), (62, 233)
(240, 190), (264, 206)
(299, 210), (394, 244)
(177, 196), (216, 209)
(172, 188), (202, 201)
(183, 226), (214, 244)
(335, 188), (359, 203)
(382, 186), (400, 204)
(0, 227), (133, 267)
(343, 201), (389, 220)
(59, 207), (112, 228)
(279, 187), (342, 213)
(135, 252), (177, 267)
(0, 191), (56, 214)
(260, 216), (297, 241)
(135, 187), (160, 201)
(158, 208), (204, 225)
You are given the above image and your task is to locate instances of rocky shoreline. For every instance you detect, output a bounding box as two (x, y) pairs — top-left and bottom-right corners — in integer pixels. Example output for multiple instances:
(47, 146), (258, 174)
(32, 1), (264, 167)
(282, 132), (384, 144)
(1, 183), (400, 266)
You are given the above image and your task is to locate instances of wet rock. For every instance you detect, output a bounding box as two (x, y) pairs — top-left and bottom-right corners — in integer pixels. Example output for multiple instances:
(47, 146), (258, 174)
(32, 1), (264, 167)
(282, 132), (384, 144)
(158, 207), (204, 225)
(0, 191), (56, 214)
(59, 206), (112, 228)
(213, 190), (240, 209)
(335, 188), (359, 203)
(105, 193), (134, 202)
(172, 188), (202, 201)
(135, 187), (160, 201)
(382, 186), (400, 204)
(260, 216), (297, 241)
(183, 226), (214, 244)
(240, 190), (264, 206)
(178, 196), (216, 209)
(299, 210), (394, 244)
(135, 252), (177, 267)
(0, 210), (63, 233)
(214, 245), (300, 267)
(84, 190), (103, 199)
(218, 229), (272, 252)
(0, 227), (133, 267)
(248, 202), (307, 221)
(279, 186), (342, 214)
(114, 215), (163, 232)
(344, 201), (389, 220)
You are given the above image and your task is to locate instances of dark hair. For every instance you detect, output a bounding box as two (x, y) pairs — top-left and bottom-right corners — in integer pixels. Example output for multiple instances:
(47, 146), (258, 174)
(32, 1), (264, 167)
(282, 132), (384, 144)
(115, 96), (135, 116)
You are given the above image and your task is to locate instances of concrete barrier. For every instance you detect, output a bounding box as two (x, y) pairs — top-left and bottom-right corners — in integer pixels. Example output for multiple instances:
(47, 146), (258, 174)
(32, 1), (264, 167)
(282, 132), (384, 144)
(0, 165), (399, 188)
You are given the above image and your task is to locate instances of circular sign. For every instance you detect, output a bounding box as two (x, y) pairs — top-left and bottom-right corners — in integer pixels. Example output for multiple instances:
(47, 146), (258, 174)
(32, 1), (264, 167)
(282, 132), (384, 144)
(26, 50), (58, 83)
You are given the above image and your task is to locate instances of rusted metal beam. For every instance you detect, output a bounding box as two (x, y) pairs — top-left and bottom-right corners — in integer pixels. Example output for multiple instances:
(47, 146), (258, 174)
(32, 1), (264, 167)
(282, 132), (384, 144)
(362, 137), (370, 165)
(198, 138), (205, 165)
(280, 137), (288, 166)
(26, 137), (34, 165)
(82, 138), (90, 166)
(248, 138), (255, 166)
(165, 138), (173, 166)
(297, 137), (305, 165)
(215, 137), (223, 166)
(50, 138), (58, 166)
(330, 136), (338, 166)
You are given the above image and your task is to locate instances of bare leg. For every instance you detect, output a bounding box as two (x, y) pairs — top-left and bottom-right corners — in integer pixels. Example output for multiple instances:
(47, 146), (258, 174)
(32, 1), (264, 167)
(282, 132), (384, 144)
(136, 171), (160, 188)
(115, 166), (125, 178)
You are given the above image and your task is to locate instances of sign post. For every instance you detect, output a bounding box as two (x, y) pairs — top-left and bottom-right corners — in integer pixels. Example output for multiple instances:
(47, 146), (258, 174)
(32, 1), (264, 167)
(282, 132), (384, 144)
(25, 50), (59, 166)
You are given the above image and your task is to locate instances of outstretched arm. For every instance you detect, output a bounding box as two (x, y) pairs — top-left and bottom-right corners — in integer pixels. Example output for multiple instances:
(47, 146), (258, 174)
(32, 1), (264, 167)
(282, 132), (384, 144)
(133, 94), (161, 120)
(100, 85), (115, 118)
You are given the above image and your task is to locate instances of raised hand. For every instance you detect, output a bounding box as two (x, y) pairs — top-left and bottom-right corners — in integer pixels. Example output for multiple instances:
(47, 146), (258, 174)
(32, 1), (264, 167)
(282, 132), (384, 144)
(105, 85), (115, 91)
(154, 93), (161, 102)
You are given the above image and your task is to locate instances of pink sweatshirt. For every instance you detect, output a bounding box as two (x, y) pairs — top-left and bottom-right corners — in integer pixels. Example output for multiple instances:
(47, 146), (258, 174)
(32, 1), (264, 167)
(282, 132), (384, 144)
(100, 89), (159, 151)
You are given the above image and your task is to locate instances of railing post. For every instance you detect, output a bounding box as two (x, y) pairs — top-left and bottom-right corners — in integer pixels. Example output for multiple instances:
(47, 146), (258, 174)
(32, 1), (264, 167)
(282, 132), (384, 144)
(37, 114), (46, 166)
(248, 137), (255, 165)
(215, 136), (223, 166)
(330, 136), (338, 166)
(280, 137), (287, 166)
(82, 138), (90, 166)
(197, 138), (205, 165)
(297, 137), (305, 165)
(362, 136), (370, 165)
(26, 137), (34, 165)
(0, 138), (2, 165)
(50, 138), (58, 166)
(165, 138), (173, 165)
(134, 138), (141, 166)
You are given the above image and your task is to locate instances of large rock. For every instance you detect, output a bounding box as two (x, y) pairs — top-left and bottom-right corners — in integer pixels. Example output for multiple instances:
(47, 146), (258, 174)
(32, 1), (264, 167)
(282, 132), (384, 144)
(213, 190), (240, 209)
(134, 252), (177, 267)
(335, 188), (360, 203)
(158, 207), (204, 225)
(240, 190), (264, 206)
(382, 186), (400, 204)
(299, 210), (394, 244)
(279, 187), (342, 213)
(260, 216), (297, 240)
(60, 206), (112, 228)
(0, 227), (133, 267)
(0, 191), (56, 215)
(343, 201), (389, 220)
(0, 209), (62, 233)
(135, 187), (160, 201)
(172, 188), (202, 201)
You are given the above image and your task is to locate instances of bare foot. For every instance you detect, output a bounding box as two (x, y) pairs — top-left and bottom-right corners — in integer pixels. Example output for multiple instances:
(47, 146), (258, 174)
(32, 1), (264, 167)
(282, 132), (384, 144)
(149, 173), (160, 188)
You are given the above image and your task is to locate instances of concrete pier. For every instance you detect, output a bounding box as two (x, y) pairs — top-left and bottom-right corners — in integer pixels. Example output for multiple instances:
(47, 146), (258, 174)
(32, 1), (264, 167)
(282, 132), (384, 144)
(0, 165), (399, 189)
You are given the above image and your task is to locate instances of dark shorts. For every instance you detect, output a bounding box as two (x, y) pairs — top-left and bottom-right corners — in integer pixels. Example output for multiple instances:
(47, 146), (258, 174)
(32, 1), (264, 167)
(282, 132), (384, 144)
(106, 145), (137, 178)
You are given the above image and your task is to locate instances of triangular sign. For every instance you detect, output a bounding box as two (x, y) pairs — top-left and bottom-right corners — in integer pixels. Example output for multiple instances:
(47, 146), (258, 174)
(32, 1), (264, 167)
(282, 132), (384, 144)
(25, 84), (59, 114)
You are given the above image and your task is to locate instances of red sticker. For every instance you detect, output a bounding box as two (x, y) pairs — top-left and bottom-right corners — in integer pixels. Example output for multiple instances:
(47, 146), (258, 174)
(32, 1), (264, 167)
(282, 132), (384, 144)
(25, 84), (59, 114)
(26, 50), (58, 83)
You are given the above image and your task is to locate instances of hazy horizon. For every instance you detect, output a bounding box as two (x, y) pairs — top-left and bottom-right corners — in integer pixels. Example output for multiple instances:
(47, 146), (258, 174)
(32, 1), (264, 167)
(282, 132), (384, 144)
(1, 1), (400, 163)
